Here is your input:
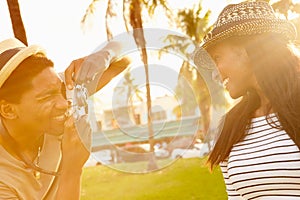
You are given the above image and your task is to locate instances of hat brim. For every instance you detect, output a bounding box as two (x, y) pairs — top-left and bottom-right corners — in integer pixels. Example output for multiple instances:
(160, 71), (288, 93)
(202, 18), (297, 49)
(0, 45), (46, 88)
(192, 46), (216, 70)
(194, 18), (297, 68)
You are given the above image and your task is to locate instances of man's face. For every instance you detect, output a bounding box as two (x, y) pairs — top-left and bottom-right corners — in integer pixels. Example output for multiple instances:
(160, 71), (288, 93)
(208, 41), (256, 99)
(14, 67), (68, 135)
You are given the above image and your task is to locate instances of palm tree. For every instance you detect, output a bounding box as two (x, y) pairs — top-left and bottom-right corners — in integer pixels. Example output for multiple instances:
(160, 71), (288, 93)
(128, 0), (157, 170)
(160, 4), (217, 144)
(257, 0), (300, 40)
(117, 69), (144, 125)
(270, 0), (300, 17)
(270, 0), (300, 40)
(6, 0), (28, 45)
(82, 0), (172, 171)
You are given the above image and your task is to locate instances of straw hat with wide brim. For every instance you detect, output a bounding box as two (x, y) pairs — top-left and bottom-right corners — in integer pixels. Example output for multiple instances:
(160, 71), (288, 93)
(193, 1), (297, 68)
(202, 1), (297, 49)
(0, 38), (46, 88)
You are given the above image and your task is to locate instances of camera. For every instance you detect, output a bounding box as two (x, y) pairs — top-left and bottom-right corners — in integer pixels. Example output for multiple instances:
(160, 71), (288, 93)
(66, 84), (89, 120)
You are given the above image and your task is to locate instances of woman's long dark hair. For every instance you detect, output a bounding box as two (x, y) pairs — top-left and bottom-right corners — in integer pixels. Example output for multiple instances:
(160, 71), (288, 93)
(208, 33), (300, 168)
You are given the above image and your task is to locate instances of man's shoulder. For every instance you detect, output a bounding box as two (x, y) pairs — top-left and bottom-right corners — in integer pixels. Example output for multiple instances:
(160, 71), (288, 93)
(0, 181), (19, 199)
(0, 145), (42, 200)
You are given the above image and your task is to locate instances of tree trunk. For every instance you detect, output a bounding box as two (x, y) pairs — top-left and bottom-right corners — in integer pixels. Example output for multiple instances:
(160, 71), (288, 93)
(129, 0), (158, 171)
(7, 0), (28, 45)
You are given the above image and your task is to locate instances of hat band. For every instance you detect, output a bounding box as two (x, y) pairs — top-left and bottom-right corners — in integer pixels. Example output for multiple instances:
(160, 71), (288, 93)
(0, 48), (23, 71)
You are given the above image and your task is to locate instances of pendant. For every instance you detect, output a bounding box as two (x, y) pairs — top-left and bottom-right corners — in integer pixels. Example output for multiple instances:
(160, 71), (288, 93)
(34, 170), (41, 180)
(33, 146), (41, 180)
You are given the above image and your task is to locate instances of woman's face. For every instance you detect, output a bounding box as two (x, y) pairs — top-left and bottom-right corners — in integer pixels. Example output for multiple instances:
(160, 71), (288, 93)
(207, 41), (257, 99)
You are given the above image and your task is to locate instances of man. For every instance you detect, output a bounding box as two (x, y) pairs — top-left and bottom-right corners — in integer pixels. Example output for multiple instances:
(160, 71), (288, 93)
(0, 38), (129, 199)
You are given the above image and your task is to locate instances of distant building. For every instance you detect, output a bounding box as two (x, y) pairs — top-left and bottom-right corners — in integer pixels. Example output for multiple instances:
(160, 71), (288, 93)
(89, 95), (184, 130)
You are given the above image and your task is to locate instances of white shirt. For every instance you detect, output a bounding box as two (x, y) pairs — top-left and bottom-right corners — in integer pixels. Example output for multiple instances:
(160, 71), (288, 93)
(221, 114), (300, 199)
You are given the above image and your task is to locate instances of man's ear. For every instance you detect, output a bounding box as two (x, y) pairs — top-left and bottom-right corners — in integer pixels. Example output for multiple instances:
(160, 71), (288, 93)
(0, 100), (17, 120)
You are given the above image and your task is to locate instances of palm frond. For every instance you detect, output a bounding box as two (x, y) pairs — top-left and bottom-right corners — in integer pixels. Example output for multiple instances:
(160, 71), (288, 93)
(291, 3), (300, 13)
(122, 0), (130, 32)
(105, 0), (116, 40)
(81, 0), (100, 26)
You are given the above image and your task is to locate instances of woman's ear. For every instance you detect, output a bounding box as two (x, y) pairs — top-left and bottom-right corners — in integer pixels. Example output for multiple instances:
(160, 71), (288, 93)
(237, 45), (249, 60)
(237, 45), (253, 70)
(0, 100), (17, 119)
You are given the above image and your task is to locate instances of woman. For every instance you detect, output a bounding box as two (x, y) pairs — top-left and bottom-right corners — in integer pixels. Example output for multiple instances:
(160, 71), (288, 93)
(194, 1), (300, 199)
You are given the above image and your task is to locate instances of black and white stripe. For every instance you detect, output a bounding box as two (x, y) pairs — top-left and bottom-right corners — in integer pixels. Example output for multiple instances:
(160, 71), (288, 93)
(221, 114), (300, 199)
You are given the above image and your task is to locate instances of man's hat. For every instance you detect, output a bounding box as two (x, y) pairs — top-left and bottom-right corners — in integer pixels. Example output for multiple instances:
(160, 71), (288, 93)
(0, 38), (46, 88)
(201, 1), (297, 49)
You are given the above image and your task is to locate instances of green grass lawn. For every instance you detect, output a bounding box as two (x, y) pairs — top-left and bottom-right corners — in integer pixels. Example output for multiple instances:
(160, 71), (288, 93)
(81, 157), (227, 200)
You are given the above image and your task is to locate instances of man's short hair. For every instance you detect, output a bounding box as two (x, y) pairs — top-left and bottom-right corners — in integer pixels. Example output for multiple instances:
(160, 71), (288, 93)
(0, 54), (54, 103)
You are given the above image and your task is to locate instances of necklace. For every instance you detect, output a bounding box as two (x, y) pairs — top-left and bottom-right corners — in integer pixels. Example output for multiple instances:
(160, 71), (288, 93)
(0, 122), (60, 177)
(33, 146), (41, 180)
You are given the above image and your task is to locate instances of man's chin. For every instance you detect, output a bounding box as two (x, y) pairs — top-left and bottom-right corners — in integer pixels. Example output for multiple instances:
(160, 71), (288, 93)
(47, 126), (65, 136)
(47, 131), (64, 136)
(228, 90), (243, 99)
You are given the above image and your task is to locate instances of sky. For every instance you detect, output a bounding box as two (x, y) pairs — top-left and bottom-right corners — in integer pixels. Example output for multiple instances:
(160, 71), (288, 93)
(0, 0), (233, 102)
(0, 0), (233, 72)
(1, 0), (299, 72)
(0, 0), (106, 71)
(1, 0), (298, 104)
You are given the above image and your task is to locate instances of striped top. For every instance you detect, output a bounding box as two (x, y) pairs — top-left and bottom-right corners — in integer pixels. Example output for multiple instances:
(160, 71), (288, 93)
(220, 114), (300, 200)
